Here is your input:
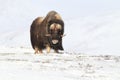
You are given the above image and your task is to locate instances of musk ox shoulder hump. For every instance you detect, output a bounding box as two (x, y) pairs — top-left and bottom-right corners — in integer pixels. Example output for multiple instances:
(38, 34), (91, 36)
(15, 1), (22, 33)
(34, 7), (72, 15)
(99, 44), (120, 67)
(45, 11), (62, 21)
(55, 13), (61, 20)
(34, 17), (44, 24)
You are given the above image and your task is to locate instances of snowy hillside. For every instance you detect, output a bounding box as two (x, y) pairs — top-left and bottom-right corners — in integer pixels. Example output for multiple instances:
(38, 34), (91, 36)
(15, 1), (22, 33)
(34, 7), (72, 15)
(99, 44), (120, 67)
(1, 11), (120, 55)
(65, 12), (120, 55)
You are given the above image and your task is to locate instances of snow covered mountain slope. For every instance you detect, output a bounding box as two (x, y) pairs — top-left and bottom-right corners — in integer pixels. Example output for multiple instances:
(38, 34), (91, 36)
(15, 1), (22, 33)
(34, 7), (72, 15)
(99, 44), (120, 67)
(1, 12), (120, 55)
(64, 12), (120, 55)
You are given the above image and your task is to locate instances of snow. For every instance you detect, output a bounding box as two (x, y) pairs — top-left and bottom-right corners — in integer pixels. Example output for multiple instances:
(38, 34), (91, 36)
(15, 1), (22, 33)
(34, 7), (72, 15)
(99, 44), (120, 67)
(0, 47), (120, 80)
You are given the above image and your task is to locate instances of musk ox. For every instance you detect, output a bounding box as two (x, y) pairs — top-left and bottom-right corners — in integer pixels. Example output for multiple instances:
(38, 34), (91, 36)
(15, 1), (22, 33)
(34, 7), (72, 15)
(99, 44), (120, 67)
(30, 11), (64, 54)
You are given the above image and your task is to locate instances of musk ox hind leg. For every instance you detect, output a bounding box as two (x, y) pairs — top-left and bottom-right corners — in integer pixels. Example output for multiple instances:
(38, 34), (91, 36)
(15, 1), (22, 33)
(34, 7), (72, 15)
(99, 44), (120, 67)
(34, 46), (39, 54)
(34, 46), (43, 54)
(38, 49), (43, 53)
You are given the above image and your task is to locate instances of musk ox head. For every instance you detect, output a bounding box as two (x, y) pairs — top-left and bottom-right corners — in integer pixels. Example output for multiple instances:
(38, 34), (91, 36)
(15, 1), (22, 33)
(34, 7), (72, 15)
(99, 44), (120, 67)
(46, 19), (64, 45)
(50, 23), (62, 44)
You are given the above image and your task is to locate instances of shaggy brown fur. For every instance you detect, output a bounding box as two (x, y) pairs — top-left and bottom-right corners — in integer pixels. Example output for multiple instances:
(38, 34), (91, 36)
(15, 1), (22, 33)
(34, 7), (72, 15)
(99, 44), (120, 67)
(30, 11), (64, 54)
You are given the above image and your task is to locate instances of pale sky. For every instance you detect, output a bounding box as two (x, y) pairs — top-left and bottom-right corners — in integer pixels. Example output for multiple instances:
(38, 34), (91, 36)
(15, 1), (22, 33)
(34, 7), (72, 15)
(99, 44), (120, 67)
(1, 0), (120, 19)
(0, 0), (120, 32)
(32, 0), (120, 19)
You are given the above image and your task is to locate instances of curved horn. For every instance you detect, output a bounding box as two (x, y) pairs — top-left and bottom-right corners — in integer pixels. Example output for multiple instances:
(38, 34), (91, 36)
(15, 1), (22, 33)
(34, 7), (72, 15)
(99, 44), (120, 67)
(61, 34), (66, 37)
(50, 23), (55, 30)
(56, 24), (62, 30)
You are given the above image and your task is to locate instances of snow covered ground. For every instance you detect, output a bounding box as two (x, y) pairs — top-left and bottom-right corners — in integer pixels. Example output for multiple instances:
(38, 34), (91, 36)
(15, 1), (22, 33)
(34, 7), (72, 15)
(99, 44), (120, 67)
(0, 47), (120, 80)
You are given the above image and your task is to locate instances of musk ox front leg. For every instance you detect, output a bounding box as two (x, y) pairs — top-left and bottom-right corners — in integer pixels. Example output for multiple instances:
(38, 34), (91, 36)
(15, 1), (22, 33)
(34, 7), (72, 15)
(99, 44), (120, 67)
(46, 45), (51, 53)
(54, 49), (59, 53)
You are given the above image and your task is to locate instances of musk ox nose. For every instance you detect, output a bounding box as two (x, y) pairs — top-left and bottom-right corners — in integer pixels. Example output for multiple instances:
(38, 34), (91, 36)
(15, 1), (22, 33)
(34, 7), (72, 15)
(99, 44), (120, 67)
(52, 39), (59, 44)
(51, 34), (60, 44)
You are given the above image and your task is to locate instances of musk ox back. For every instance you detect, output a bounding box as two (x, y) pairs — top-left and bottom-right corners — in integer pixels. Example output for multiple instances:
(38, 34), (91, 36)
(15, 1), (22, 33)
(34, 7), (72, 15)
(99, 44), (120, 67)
(30, 11), (64, 54)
